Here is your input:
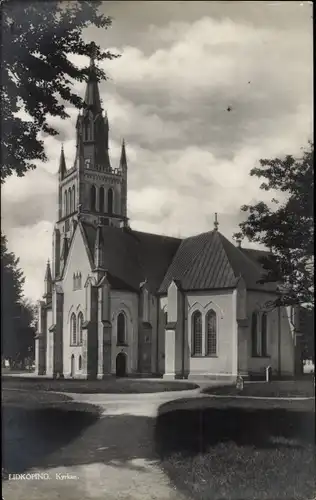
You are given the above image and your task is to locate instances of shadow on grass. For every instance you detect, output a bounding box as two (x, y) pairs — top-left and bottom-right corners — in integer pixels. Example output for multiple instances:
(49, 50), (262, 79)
(2, 390), (160, 481)
(2, 403), (101, 477)
(155, 398), (315, 457)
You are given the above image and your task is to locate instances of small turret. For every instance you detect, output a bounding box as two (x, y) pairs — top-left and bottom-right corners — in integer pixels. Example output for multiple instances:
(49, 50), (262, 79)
(43, 259), (52, 302)
(120, 139), (128, 221)
(119, 139), (127, 171)
(58, 144), (67, 181)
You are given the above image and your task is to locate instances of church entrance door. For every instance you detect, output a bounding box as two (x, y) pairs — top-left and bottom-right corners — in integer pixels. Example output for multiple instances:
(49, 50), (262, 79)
(70, 354), (75, 378)
(116, 352), (127, 377)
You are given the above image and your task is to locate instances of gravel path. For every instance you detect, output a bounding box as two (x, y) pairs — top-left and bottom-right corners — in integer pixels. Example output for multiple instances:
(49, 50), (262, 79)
(3, 385), (215, 500)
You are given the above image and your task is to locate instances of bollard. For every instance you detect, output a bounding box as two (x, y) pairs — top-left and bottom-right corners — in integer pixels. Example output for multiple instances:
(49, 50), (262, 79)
(236, 375), (244, 391)
(266, 365), (272, 382)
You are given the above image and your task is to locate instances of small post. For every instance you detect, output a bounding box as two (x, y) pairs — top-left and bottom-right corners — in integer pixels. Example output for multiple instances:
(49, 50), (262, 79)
(236, 375), (244, 391)
(266, 365), (272, 383)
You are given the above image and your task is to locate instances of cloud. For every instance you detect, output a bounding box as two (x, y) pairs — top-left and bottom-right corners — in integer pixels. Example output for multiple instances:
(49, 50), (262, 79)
(1, 4), (312, 300)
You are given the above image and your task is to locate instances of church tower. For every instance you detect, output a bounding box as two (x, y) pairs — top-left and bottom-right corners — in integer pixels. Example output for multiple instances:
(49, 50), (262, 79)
(52, 43), (129, 279)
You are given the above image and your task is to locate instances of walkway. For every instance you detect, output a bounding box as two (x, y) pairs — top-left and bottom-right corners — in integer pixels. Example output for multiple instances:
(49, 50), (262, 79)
(2, 380), (228, 500)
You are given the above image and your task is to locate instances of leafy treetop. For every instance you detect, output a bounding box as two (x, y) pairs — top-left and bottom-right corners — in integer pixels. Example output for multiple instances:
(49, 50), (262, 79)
(235, 141), (314, 310)
(1, 0), (119, 182)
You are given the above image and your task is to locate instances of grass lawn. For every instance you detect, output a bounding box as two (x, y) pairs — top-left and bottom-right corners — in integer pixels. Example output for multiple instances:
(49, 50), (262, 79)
(160, 442), (315, 500)
(202, 379), (315, 398)
(2, 375), (198, 393)
(2, 388), (102, 412)
(156, 395), (315, 500)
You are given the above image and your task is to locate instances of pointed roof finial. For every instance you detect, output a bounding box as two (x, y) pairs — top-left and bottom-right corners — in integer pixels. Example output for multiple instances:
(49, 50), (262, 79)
(84, 41), (102, 111)
(214, 213), (219, 231)
(45, 259), (52, 281)
(59, 144), (67, 178)
(120, 139), (127, 169)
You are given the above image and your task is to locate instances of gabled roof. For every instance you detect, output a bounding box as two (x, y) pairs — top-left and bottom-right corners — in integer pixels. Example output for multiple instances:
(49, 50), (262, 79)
(158, 230), (276, 294)
(80, 221), (180, 293)
(80, 220), (276, 295)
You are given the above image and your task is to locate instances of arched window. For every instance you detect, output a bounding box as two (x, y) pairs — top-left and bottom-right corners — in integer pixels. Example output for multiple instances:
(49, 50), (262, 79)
(117, 312), (126, 345)
(73, 272), (76, 290)
(108, 188), (114, 215)
(261, 312), (268, 356)
(77, 312), (83, 345)
(72, 185), (75, 212)
(251, 312), (259, 356)
(206, 310), (217, 356)
(78, 272), (82, 289)
(90, 185), (96, 212)
(78, 355), (82, 370)
(192, 311), (202, 356)
(64, 190), (68, 216)
(99, 187), (105, 213)
(71, 313), (77, 345)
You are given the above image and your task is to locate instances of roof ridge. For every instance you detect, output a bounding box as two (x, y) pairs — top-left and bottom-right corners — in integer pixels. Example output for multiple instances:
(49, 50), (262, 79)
(182, 229), (216, 242)
(219, 232), (264, 278)
(132, 229), (182, 242)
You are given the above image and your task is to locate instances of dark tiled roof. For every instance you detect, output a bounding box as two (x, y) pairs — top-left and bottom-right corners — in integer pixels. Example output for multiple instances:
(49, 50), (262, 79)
(80, 221), (276, 295)
(158, 230), (276, 294)
(131, 230), (181, 291)
(80, 221), (180, 293)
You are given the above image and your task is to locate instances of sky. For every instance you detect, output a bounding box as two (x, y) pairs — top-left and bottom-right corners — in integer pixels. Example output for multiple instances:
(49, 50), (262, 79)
(1, 1), (313, 302)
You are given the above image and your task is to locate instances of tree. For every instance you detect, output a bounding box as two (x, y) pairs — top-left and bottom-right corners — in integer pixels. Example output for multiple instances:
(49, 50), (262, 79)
(1, 0), (119, 182)
(14, 298), (37, 369)
(1, 232), (25, 362)
(1, 233), (36, 367)
(235, 141), (314, 310)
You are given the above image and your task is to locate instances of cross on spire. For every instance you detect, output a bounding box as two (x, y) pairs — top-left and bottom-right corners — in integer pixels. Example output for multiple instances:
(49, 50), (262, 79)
(214, 213), (219, 231)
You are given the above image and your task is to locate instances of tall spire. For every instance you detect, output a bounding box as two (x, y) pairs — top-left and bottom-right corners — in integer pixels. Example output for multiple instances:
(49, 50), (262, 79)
(119, 139), (127, 169)
(84, 42), (102, 112)
(58, 144), (66, 179)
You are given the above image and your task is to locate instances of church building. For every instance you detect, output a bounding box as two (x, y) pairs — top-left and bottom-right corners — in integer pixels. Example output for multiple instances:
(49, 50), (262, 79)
(35, 50), (299, 380)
